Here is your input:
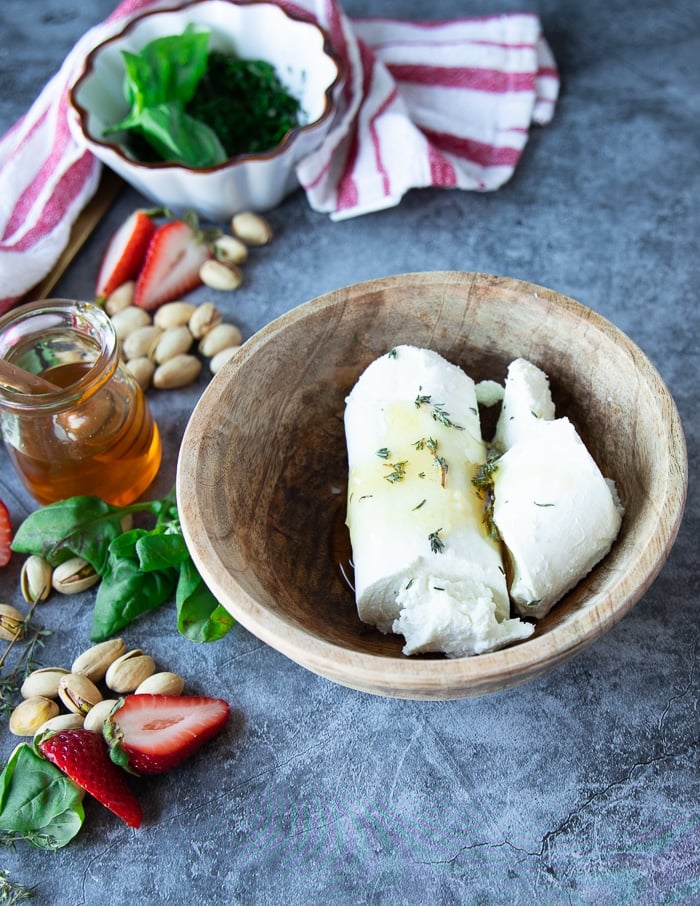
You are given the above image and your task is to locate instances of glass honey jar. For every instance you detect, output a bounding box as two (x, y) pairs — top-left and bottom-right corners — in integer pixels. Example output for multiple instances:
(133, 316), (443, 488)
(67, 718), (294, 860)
(0, 299), (161, 506)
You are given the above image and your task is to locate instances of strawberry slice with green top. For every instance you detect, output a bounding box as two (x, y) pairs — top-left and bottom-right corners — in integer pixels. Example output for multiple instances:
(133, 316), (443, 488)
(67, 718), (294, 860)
(39, 728), (142, 828)
(134, 214), (212, 311)
(0, 498), (13, 567)
(104, 694), (230, 775)
(95, 208), (158, 299)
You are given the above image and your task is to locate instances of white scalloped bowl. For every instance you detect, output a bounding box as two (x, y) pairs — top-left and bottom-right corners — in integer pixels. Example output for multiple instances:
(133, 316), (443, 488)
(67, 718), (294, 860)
(68, 0), (342, 219)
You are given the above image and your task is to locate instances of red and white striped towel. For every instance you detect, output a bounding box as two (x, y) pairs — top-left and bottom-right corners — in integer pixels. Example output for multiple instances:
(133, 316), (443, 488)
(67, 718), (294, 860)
(0, 0), (558, 313)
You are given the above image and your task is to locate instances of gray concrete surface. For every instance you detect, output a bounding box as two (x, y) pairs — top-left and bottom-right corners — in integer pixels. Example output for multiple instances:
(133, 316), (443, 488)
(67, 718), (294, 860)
(0, 1), (698, 903)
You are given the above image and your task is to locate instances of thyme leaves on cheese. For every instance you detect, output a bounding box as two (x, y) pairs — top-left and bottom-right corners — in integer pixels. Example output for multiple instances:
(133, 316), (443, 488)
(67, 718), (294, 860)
(413, 390), (464, 430)
(384, 461), (407, 483)
(472, 454), (501, 542)
(376, 448), (390, 460)
(412, 499), (427, 511)
(414, 436), (448, 487)
(428, 529), (445, 554)
(387, 348), (398, 359)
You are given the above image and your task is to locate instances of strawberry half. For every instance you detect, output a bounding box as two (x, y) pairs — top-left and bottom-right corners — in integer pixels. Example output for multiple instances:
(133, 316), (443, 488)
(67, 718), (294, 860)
(39, 729), (142, 828)
(134, 218), (211, 311)
(95, 209), (157, 299)
(0, 499), (13, 567)
(104, 694), (230, 775)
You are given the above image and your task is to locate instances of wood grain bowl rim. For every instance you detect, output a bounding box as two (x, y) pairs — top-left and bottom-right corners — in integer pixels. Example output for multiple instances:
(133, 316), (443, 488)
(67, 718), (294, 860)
(177, 272), (688, 700)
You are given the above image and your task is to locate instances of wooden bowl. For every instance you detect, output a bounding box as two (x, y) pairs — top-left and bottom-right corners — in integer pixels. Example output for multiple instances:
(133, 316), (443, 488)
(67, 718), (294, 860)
(177, 272), (687, 699)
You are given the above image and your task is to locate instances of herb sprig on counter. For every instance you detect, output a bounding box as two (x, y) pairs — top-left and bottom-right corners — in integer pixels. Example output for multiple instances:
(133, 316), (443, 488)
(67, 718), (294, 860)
(11, 491), (234, 644)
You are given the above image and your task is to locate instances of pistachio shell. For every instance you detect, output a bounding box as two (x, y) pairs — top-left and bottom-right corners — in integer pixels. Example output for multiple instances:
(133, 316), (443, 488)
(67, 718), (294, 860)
(51, 557), (100, 594)
(135, 671), (185, 696)
(110, 305), (151, 340)
(198, 323), (243, 358)
(153, 354), (202, 390)
(82, 698), (119, 733)
(34, 712), (85, 737)
(21, 666), (69, 700)
(57, 673), (103, 715)
(231, 211), (273, 246)
(10, 696), (59, 736)
(122, 324), (163, 360)
(213, 234), (248, 265)
(209, 345), (241, 375)
(199, 259), (242, 291)
(188, 302), (222, 339)
(105, 649), (156, 693)
(154, 301), (197, 330)
(20, 555), (53, 604)
(0, 604), (25, 641)
(154, 325), (194, 364)
(72, 637), (126, 682)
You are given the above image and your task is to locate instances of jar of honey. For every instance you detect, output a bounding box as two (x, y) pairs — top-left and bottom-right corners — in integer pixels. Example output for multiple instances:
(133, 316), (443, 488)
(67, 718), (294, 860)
(0, 299), (161, 506)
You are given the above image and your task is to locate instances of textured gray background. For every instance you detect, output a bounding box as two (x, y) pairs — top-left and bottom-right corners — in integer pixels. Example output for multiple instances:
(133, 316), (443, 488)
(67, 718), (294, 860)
(0, 1), (698, 904)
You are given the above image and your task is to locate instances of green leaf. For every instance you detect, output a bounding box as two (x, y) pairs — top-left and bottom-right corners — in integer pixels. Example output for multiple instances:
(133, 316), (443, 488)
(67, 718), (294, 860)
(90, 530), (178, 641)
(134, 104), (227, 167)
(0, 744), (84, 851)
(135, 530), (190, 572)
(10, 496), (132, 573)
(176, 557), (234, 642)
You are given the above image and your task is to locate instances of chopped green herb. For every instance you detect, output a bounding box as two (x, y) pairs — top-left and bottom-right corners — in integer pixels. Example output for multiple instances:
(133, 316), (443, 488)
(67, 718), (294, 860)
(412, 499), (427, 511)
(525, 599), (542, 608)
(384, 461), (407, 483)
(376, 447), (390, 459)
(433, 586), (445, 591)
(471, 454), (501, 541)
(534, 502), (555, 507)
(418, 472), (426, 479)
(405, 578), (414, 590)
(414, 392), (432, 408)
(387, 348), (398, 359)
(428, 529), (445, 554)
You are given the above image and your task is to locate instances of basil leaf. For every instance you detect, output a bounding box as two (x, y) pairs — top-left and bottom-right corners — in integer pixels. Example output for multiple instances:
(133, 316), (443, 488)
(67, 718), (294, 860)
(10, 496), (130, 573)
(90, 530), (178, 641)
(176, 557), (234, 642)
(135, 104), (227, 167)
(0, 744), (85, 851)
(136, 530), (190, 572)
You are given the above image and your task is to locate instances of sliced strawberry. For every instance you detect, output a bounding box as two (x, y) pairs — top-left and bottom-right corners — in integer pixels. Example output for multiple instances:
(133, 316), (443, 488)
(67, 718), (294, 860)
(95, 209), (157, 299)
(134, 219), (211, 311)
(0, 499), (13, 567)
(104, 694), (230, 775)
(39, 729), (142, 828)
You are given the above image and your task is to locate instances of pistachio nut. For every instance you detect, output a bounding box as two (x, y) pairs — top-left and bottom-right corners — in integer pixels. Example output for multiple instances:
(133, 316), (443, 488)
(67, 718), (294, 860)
(198, 322), (243, 358)
(209, 345), (241, 375)
(20, 554), (53, 604)
(154, 325), (194, 364)
(34, 712), (85, 737)
(51, 556), (100, 595)
(135, 671), (185, 696)
(110, 305), (152, 340)
(20, 666), (69, 700)
(9, 696), (59, 736)
(199, 259), (243, 291)
(122, 324), (163, 361)
(153, 354), (202, 390)
(0, 604), (25, 641)
(188, 302), (222, 339)
(231, 211), (273, 246)
(154, 300), (197, 330)
(72, 637), (126, 683)
(105, 648), (156, 693)
(104, 281), (135, 315)
(213, 234), (248, 266)
(83, 698), (119, 733)
(57, 672), (103, 715)
(126, 356), (155, 391)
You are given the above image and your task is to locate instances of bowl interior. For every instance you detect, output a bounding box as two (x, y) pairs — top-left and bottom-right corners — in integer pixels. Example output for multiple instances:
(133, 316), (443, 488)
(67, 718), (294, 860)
(71, 0), (340, 163)
(177, 272), (687, 699)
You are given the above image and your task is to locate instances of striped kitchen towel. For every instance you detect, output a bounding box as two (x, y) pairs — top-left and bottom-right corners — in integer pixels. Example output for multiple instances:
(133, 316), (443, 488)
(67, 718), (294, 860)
(0, 0), (558, 312)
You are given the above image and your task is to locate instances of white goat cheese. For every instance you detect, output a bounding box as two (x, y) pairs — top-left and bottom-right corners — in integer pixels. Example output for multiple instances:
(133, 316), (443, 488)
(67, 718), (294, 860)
(493, 357), (556, 451)
(345, 345), (534, 657)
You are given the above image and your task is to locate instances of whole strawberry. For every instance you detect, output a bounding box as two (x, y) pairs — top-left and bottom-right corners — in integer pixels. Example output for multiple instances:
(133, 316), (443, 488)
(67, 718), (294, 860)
(39, 729), (142, 828)
(104, 694), (230, 775)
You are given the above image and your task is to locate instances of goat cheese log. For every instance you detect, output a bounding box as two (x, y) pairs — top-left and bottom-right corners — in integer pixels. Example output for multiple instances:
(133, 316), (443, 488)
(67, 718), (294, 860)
(344, 345), (534, 657)
(491, 359), (624, 618)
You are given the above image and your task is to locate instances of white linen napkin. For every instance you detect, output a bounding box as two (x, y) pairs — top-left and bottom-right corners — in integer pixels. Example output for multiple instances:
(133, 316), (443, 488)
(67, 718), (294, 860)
(0, 0), (559, 313)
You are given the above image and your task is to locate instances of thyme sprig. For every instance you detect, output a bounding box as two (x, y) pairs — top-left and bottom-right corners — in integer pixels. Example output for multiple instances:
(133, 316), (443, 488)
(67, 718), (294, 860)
(428, 529), (445, 554)
(414, 390), (464, 430)
(0, 869), (36, 904)
(472, 453), (501, 542)
(414, 436), (448, 487)
(384, 461), (407, 483)
(0, 603), (50, 721)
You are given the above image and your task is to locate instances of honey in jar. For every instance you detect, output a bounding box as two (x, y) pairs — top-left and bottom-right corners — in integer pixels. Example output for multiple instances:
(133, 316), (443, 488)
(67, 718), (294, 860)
(0, 300), (161, 506)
